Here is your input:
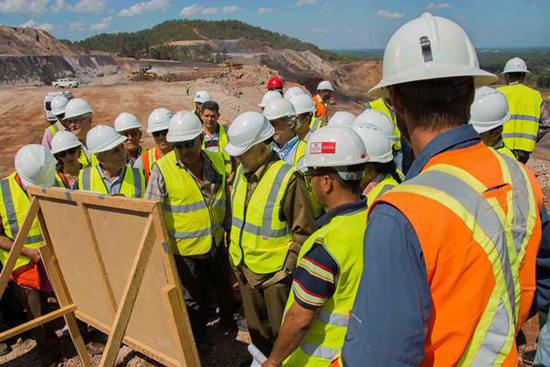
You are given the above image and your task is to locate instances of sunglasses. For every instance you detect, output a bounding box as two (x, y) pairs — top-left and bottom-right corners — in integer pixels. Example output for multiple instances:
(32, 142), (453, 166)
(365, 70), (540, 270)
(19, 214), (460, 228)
(152, 130), (168, 138)
(172, 140), (196, 149)
(121, 129), (140, 138)
(55, 147), (79, 159)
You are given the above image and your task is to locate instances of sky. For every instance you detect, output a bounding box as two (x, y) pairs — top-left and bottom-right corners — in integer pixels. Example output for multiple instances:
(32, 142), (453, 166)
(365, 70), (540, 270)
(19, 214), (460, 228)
(0, 0), (549, 49)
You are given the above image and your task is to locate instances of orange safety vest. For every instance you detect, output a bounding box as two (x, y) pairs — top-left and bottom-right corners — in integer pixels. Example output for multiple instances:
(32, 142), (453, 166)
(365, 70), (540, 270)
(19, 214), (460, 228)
(313, 94), (327, 120)
(140, 146), (163, 179)
(370, 142), (542, 366)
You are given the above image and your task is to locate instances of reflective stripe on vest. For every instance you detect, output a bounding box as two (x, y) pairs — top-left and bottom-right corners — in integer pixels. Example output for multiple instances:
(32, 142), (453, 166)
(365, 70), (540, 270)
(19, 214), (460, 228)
(309, 117), (325, 133)
(44, 122), (61, 137)
(283, 206), (368, 366)
(78, 165), (145, 198)
(498, 84), (542, 152)
(365, 173), (399, 206)
(366, 98), (402, 150)
(0, 174), (45, 270)
(384, 149), (537, 366)
(230, 160), (294, 274)
(142, 147), (163, 178)
(157, 150), (226, 256)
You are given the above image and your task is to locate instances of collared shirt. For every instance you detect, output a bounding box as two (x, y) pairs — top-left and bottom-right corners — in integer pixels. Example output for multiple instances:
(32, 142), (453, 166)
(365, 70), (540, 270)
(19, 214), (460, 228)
(342, 124), (550, 366)
(97, 165), (125, 195)
(144, 151), (232, 257)
(233, 151), (317, 288)
(204, 131), (220, 152)
(273, 135), (300, 166)
(291, 199), (367, 310)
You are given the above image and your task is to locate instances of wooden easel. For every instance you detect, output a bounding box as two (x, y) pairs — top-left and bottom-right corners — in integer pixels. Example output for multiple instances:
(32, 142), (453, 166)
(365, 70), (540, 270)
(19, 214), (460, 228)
(0, 187), (200, 367)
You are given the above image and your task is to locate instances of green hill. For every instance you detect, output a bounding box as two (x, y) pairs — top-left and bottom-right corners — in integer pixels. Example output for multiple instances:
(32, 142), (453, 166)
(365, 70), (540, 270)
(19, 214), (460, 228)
(71, 19), (345, 62)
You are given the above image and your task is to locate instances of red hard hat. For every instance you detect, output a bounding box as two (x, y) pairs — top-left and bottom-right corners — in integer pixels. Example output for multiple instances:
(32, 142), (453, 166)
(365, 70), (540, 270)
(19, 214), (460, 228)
(267, 77), (284, 90)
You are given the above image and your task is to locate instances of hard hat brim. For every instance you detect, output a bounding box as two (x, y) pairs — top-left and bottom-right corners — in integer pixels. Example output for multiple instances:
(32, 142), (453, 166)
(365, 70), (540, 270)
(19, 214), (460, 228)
(224, 142), (249, 157)
(166, 129), (202, 143)
(368, 67), (498, 98)
(90, 135), (127, 154)
(115, 124), (141, 133)
(147, 125), (170, 134)
(502, 70), (530, 75)
(51, 142), (82, 155)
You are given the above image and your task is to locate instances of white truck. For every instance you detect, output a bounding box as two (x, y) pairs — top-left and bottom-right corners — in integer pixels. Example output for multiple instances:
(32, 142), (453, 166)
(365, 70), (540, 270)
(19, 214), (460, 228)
(44, 91), (73, 124)
(52, 78), (79, 88)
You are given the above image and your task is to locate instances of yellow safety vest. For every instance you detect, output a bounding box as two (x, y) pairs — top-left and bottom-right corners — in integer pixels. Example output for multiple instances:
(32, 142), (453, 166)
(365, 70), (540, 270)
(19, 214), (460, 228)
(365, 173), (400, 206)
(156, 150), (227, 257)
(230, 160), (295, 274)
(496, 145), (518, 160)
(77, 165), (146, 198)
(309, 116), (326, 133)
(283, 205), (368, 366)
(0, 173), (44, 271)
(365, 98), (402, 151)
(78, 149), (98, 168)
(497, 84), (543, 152)
(202, 124), (232, 175)
(44, 121), (63, 138)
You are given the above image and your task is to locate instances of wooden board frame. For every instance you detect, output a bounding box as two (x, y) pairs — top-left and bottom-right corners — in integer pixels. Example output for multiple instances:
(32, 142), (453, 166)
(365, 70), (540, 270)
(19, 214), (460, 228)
(0, 187), (200, 367)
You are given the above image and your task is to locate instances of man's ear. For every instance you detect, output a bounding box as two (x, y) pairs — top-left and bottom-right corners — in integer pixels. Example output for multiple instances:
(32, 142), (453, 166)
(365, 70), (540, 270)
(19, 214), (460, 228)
(390, 86), (404, 118)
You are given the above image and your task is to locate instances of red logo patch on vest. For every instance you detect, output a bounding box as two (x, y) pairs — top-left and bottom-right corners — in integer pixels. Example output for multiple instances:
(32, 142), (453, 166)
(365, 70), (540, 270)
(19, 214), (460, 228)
(310, 142), (336, 154)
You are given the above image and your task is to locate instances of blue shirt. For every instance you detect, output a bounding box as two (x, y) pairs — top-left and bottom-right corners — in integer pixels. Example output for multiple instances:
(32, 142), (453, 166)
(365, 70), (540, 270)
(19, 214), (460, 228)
(342, 124), (550, 366)
(273, 135), (300, 166)
(97, 165), (125, 195)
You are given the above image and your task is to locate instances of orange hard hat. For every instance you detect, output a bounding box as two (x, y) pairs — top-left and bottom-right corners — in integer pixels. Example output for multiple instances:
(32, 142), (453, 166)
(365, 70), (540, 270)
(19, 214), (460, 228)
(267, 77), (284, 90)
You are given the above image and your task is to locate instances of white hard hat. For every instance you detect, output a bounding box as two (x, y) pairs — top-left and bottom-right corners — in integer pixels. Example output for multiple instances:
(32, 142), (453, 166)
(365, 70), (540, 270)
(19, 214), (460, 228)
(289, 94), (316, 115)
(284, 86), (307, 101)
(51, 95), (70, 116)
(352, 110), (396, 142)
(147, 107), (173, 133)
(194, 91), (211, 103)
(258, 90), (283, 108)
(469, 87), (510, 134)
(15, 144), (56, 188)
(114, 112), (141, 133)
(86, 125), (127, 154)
(352, 125), (393, 163)
(502, 57), (530, 74)
(327, 111), (356, 128)
(263, 98), (296, 121)
(51, 131), (82, 155)
(304, 127), (368, 180)
(63, 98), (93, 120)
(225, 111), (274, 157)
(317, 81), (334, 91)
(369, 12), (497, 98)
(167, 111), (203, 143)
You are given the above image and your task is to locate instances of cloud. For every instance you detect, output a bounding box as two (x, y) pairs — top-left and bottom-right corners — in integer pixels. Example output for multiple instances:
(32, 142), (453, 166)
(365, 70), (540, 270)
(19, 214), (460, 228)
(257, 7), (274, 15)
(376, 9), (405, 19)
(322, 0), (336, 12)
(118, 0), (169, 16)
(51, 0), (64, 12)
(427, 2), (452, 9)
(180, 4), (200, 16)
(90, 15), (111, 30)
(0, 0), (49, 14)
(222, 5), (241, 14)
(296, 0), (317, 5)
(313, 27), (336, 33)
(69, 20), (85, 31)
(19, 19), (55, 31)
(201, 6), (219, 15)
(67, 0), (106, 13)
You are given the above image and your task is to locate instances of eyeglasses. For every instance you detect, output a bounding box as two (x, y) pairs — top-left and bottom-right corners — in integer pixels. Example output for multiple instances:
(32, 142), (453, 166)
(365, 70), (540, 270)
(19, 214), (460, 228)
(55, 147), (79, 159)
(121, 129), (140, 138)
(172, 140), (195, 149)
(152, 130), (168, 138)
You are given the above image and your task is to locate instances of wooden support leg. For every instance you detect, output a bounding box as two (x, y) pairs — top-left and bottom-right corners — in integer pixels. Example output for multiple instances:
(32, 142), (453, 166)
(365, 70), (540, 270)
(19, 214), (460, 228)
(0, 196), (39, 299)
(99, 215), (156, 367)
(38, 211), (93, 367)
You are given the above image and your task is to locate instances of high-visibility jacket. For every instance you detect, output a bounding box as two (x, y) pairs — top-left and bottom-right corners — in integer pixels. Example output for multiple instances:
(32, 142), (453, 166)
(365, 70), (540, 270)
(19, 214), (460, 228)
(78, 148), (97, 168)
(44, 121), (63, 138)
(313, 95), (328, 120)
(497, 84), (543, 152)
(77, 165), (146, 198)
(140, 146), (163, 179)
(365, 173), (400, 206)
(283, 205), (368, 366)
(365, 98), (402, 151)
(0, 173), (44, 271)
(372, 142), (543, 366)
(156, 150), (226, 257)
(230, 160), (295, 274)
(496, 145), (518, 160)
(202, 124), (232, 175)
(293, 139), (324, 219)
(309, 116), (325, 133)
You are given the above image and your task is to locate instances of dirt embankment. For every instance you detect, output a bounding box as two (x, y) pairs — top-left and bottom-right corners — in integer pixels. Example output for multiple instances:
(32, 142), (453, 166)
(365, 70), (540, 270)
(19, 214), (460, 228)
(0, 26), (76, 56)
